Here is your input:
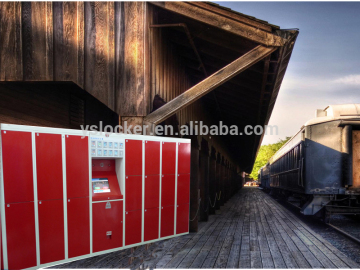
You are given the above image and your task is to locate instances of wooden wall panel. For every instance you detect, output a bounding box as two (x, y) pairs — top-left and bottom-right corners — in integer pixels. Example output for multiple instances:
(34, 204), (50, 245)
(22, 2), (53, 80)
(84, 2), (115, 110)
(0, 2), (22, 80)
(116, 2), (146, 116)
(0, 2), (148, 113)
(53, 2), (84, 87)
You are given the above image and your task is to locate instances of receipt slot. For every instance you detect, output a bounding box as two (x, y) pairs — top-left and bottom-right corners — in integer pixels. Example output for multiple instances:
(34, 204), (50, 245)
(91, 138), (125, 253)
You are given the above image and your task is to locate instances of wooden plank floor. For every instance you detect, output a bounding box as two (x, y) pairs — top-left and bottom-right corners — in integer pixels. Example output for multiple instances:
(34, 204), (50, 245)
(52, 187), (359, 269)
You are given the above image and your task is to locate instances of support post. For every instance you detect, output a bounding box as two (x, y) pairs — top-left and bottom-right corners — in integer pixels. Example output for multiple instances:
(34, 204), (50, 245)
(189, 137), (200, 232)
(199, 140), (209, 222)
(215, 153), (221, 211)
(209, 148), (216, 215)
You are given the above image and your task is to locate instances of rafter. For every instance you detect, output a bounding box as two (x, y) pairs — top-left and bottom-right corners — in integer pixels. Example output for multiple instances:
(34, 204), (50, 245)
(151, 2), (286, 46)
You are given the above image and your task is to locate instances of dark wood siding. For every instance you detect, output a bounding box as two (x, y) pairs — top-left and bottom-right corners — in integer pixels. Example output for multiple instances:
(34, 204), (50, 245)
(0, 82), (118, 129)
(0, 2), (147, 114)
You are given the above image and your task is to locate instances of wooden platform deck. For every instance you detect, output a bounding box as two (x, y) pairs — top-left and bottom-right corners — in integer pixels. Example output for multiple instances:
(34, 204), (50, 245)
(52, 187), (359, 269)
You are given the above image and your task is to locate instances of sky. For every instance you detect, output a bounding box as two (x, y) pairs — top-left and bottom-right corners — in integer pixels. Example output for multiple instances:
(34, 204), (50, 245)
(215, 2), (360, 145)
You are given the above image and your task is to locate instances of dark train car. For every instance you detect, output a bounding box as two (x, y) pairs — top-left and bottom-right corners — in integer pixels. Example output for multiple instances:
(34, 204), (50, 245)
(260, 104), (360, 220)
(258, 163), (270, 189)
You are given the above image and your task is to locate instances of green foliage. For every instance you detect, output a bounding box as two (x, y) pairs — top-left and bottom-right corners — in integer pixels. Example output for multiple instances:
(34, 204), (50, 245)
(250, 137), (291, 180)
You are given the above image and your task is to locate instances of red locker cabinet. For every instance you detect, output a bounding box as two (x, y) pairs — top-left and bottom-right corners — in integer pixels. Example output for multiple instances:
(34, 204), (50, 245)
(178, 143), (191, 174)
(176, 204), (190, 234)
(5, 202), (36, 270)
(125, 210), (142, 246)
(162, 142), (176, 175)
(145, 175), (160, 209)
(125, 176), (142, 211)
(144, 208), (159, 241)
(177, 174), (190, 205)
(36, 133), (65, 264)
(67, 197), (90, 258)
(2, 130), (34, 204)
(145, 141), (160, 175)
(161, 175), (175, 207)
(125, 139), (142, 175)
(161, 205), (174, 237)
(36, 133), (63, 201)
(38, 200), (65, 264)
(66, 135), (89, 199)
(93, 201), (123, 252)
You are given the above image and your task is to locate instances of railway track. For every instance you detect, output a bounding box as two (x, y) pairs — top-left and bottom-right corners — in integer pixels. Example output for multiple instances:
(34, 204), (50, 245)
(273, 194), (360, 265)
(327, 223), (360, 245)
(284, 196), (360, 245)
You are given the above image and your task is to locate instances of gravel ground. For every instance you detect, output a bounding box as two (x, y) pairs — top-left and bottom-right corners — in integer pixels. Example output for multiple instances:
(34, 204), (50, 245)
(276, 197), (360, 265)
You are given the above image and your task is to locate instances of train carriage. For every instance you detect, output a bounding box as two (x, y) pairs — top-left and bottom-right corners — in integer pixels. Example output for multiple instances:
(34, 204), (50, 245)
(259, 104), (360, 221)
(258, 164), (270, 189)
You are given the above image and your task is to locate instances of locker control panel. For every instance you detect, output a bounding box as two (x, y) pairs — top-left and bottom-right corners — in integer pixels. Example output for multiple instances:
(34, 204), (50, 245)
(90, 136), (125, 158)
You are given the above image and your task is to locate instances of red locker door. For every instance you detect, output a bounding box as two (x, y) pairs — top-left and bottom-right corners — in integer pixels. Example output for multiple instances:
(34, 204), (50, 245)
(67, 197), (90, 258)
(36, 133), (63, 201)
(161, 175), (175, 207)
(145, 175), (160, 209)
(144, 207), (159, 242)
(2, 130), (33, 203)
(125, 210), (142, 246)
(125, 176), (142, 211)
(5, 202), (36, 269)
(176, 204), (190, 234)
(125, 139), (142, 175)
(93, 201), (123, 252)
(177, 174), (190, 205)
(38, 199), (64, 264)
(162, 142), (176, 175)
(145, 141), (160, 175)
(66, 135), (89, 199)
(161, 205), (174, 237)
(178, 143), (191, 174)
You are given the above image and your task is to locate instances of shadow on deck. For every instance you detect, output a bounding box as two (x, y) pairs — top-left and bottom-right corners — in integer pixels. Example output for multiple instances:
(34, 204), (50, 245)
(50, 187), (359, 269)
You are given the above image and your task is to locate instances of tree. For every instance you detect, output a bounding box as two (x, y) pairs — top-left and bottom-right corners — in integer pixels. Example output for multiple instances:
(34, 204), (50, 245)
(250, 137), (291, 180)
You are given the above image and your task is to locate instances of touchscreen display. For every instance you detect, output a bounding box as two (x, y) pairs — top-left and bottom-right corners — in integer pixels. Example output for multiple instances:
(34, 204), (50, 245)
(92, 178), (111, 193)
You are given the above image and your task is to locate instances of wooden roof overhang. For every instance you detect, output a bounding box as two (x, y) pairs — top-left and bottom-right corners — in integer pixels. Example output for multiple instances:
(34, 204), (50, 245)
(145, 2), (299, 172)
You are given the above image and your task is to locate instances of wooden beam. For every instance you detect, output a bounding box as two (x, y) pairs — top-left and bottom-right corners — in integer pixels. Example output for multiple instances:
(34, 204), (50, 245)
(151, 2), (286, 47)
(190, 2), (274, 32)
(189, 68), (262, 94)
(144, 45), (276, 125)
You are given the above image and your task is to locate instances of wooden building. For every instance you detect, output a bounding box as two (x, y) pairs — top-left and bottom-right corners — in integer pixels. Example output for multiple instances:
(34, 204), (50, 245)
(0, 2), (298, 230)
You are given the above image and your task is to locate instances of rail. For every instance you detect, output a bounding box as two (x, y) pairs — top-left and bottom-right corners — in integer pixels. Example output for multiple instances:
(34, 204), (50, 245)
(327, 223), (360, 246)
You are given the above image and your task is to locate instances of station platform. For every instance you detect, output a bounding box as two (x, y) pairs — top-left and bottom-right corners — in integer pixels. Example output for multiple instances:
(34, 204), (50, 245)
(52, 187), (359, 269)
